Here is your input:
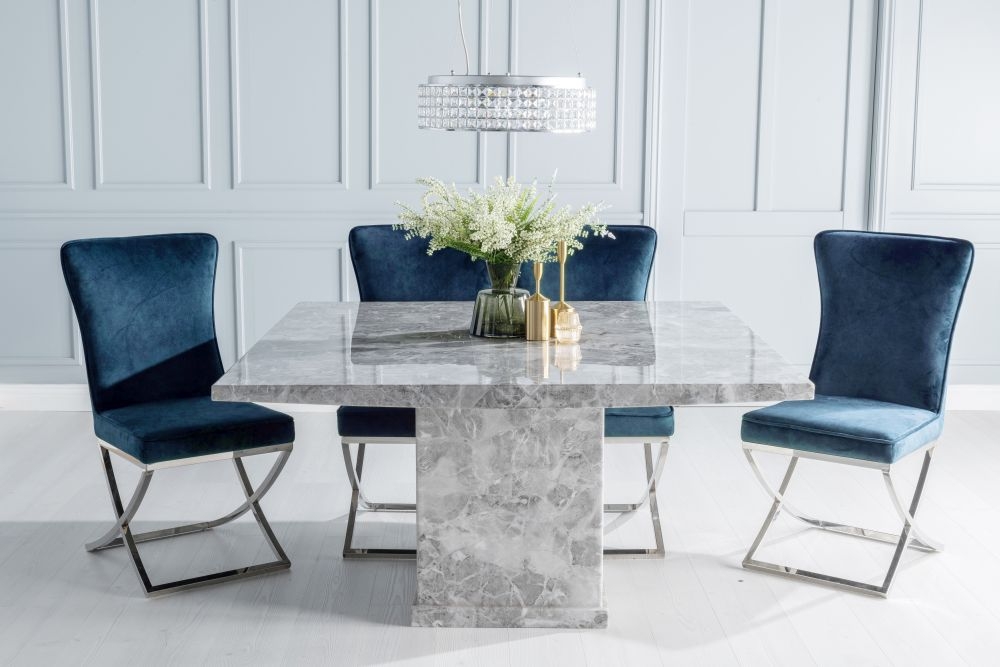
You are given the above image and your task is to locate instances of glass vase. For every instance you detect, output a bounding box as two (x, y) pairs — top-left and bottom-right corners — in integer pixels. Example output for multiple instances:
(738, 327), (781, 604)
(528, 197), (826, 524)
(469, 262), (529, 338)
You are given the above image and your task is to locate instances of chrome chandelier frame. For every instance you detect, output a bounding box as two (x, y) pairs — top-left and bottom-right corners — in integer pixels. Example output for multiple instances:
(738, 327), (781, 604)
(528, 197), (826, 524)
(88, 440), (293, 597)
(340, 437), (670, 560)
(741, 442), (940, 597)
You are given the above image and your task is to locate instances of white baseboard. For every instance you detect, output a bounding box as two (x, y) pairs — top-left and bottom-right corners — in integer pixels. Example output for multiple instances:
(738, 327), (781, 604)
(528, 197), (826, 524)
(944, 385), (1000, 411)
(2, 384), (1000, 412)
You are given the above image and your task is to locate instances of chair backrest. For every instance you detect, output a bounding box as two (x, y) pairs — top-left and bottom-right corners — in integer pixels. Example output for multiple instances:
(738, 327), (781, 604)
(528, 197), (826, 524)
(810, 230), (974, 414)
(348, 225), (490, 301)
(61, 233), (224, 414)
(518, 225), (657, 301)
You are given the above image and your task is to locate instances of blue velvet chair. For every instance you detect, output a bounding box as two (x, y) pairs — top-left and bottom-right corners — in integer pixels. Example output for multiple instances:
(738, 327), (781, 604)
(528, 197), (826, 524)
(61, 233), (295, 596)
(338, 224), (672, 558)
(740, 230), (974, 596)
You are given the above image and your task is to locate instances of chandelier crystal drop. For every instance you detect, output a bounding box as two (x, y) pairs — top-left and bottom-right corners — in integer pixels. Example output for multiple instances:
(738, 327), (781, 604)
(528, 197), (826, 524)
(417, 74), (597, 133)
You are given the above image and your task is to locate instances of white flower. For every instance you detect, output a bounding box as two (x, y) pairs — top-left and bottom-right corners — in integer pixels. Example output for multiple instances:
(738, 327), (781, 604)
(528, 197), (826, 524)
(394, 176), (611, 264)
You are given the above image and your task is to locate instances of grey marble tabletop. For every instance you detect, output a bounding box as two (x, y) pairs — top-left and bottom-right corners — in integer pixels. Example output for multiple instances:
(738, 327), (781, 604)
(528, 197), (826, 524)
(213, 301), (814, 409)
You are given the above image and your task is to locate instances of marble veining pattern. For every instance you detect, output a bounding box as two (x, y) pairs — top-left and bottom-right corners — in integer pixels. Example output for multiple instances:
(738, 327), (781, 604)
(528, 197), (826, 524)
(213, 300), (814, 628)
(413, 407), (607, 628)
(213, 301), (814, 408)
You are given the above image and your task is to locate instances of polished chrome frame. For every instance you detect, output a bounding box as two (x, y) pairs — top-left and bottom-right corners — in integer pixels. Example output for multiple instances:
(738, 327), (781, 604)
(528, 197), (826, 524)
(339, 436), (670, 560)
(741, 441), (940, 597)
(88, 439), (293, 597)
(602, 439), (670, 558)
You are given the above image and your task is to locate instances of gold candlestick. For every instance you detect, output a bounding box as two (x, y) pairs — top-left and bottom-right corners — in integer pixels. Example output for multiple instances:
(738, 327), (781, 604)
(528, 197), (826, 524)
(550, 240), (575, 337)
(526, 262), (550, 341)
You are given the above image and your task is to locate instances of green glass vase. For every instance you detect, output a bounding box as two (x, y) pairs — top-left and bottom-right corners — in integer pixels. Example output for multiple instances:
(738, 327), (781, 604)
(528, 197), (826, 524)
(469, 262), (529, 338)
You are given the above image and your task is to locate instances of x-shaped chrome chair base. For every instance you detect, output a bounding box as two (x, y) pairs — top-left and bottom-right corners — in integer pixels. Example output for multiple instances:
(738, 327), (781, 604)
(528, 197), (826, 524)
(742, 442), (941, 597)
(88, 440), (293, 597)
(340, 438), (670, 560)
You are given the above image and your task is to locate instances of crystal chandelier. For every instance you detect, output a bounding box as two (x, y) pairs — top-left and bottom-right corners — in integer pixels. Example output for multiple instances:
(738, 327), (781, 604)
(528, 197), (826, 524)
(418, 75), (596, 133)
(417, 2), (596, 133)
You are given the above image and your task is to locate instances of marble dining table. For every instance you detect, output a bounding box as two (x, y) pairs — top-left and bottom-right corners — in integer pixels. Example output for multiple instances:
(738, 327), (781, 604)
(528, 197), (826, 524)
(213, 300), (814, 629)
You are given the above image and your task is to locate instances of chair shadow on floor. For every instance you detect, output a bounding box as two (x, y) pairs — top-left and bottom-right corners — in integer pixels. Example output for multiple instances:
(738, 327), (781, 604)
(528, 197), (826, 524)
(0, 516), (954, 666)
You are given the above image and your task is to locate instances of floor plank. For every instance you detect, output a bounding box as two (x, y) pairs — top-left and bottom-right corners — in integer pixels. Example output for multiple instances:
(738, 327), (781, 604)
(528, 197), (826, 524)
(0, 407), (998, 666)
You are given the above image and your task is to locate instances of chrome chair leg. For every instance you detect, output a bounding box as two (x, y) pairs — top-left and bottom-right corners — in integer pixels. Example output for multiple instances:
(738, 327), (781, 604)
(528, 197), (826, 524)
(742, 447), (938, 553)
(604, 441), (670, 558)
(742, 444), (940, 597)
(341, 438), (671, 560)
(89, 445), (292, 597)
(882, 450), (942, 553)
(341, 442), (415, 560)
(87, 444), (292, 552)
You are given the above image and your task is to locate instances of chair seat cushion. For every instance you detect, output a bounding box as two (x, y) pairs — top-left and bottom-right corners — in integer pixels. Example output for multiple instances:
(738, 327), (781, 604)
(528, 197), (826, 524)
(337, 406), (416, 439)
(94, 396), (294, 465)
(604, 406), (675, 438)
(337, 405), (676, 440)
(741, 395), (942, 464)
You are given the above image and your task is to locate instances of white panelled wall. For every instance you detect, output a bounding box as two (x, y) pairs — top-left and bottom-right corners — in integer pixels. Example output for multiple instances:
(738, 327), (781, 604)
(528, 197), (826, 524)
(1, 0), (999, 394)
(871, 0), (1000, 383)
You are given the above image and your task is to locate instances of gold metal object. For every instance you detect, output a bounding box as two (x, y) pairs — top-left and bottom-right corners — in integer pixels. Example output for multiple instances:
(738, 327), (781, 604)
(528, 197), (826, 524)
(526, 262), (551, 341)
(550, 240), (575, 336)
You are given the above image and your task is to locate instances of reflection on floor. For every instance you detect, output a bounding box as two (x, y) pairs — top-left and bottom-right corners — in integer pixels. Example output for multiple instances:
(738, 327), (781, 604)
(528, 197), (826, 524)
(1, 407), (998, 666)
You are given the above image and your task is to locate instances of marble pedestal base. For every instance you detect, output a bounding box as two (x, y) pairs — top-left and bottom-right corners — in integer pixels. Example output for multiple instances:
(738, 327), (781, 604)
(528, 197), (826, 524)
(413, 407), (606, 628)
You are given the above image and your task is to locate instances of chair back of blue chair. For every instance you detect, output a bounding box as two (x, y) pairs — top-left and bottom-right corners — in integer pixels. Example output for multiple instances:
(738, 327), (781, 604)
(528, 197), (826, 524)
(61, 233), (224, 413)
(348, 225), (490, 301)
(518, 225), (657, 301)
(810, 230), (974, 414)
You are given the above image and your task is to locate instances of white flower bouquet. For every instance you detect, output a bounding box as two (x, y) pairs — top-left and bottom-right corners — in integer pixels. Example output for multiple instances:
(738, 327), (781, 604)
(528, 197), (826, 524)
(394, 175), (612, 266)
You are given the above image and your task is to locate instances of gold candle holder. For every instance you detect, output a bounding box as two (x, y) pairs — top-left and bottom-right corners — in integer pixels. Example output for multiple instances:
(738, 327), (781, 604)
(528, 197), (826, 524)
(526, 262), (551, 341)
(550, 240), (576, 337)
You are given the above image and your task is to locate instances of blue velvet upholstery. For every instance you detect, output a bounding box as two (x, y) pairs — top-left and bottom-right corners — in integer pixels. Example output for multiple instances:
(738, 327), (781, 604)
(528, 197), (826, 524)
(61, 233), (294, 464)
(348, 225), (490, 301)
(605, 407), (675, 438)
(742, 396), (942, 464)
(94, 397), (295, 465)
(741, 230), (974, 463)
(338, 224), (671, 440)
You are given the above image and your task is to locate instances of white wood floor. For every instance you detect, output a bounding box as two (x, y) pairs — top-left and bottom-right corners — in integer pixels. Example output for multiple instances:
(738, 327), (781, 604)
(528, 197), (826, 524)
(1, 406), (999, 666)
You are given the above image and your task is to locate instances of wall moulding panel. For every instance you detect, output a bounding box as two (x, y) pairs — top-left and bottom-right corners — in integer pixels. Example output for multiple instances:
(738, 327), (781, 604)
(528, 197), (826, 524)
(29, 1), (1000, 382)
(0, 242), (82, 368)
(369, 0), (486, 190)
(0, 0), (75, 190)
(869, 0), (1000, 382)
(234, 241), (350, 357)
(908, 0), (1000, 191)
(229, 0), (348, 190)
(875, 0), (1000, 219)
(753, 0), (854, 213)
(505, 0), (628, 195)
(89, 0), (211, 189)
(679, 0), (873, 235)
(659, 0), (878, 378)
